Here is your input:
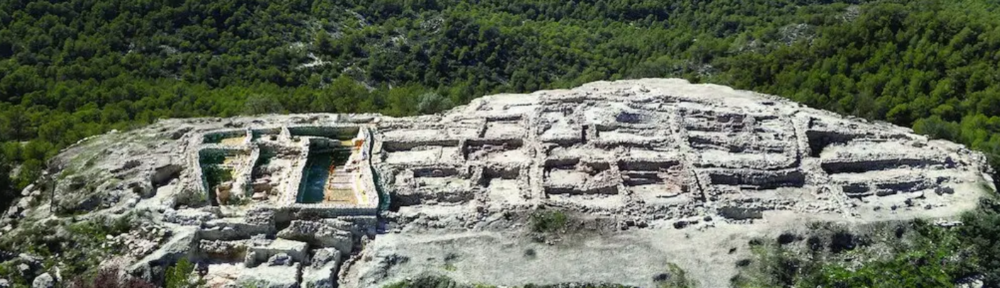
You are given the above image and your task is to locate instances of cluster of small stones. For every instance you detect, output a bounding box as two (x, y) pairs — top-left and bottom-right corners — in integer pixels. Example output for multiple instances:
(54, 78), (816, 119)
(0, 79), (993, 288)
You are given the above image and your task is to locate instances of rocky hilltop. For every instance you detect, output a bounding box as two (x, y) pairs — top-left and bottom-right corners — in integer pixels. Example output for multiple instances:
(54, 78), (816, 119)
(0, 79), (993, 288)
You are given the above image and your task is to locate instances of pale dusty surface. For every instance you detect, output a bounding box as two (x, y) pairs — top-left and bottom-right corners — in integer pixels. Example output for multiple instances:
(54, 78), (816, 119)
(0, 78), (994, 288)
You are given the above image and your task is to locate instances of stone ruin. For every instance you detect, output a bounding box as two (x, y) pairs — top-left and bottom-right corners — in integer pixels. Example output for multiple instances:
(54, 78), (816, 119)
(377, 79), (993, 229)
(145, 79), (994, 287)
(171, 124), (381, 287)
(1, 78), (992, 288)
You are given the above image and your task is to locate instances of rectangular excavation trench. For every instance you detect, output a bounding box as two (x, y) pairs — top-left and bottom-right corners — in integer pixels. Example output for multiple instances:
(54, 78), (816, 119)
(297, 135), (366, 205)
(618, 156), (687, 201)
(591, 126), (671, 148)
(251, 128), (281, 141)
(481, 166), (525, 204)
(463, 138), (525, 163)
(288, 126), (361, 140)
(200, 148), (251, 206)
(393, 166), (474, 206)
(543, 159), (619, 195)
(705, 169), (805, 190)
(247, 132), (306, 203)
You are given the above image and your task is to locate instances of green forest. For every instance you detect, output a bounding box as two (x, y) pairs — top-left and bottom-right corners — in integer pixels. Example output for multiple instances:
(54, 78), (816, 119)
(3, 0), (1000, 285)
(3, 0), (1000, 200)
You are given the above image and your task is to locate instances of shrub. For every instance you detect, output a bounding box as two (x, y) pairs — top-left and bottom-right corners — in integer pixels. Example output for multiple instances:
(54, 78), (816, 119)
(655, 263), (695, 288)
(530, 210), (568, 233)
(416, 92), (453, 115)
(958, 195), (1000, 286)
(165, 258), (197, 288)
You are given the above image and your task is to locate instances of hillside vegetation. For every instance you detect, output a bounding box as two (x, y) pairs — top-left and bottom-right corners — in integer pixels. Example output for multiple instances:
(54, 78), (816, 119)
(3, 0), (1000, 286)
(4, 0), (1000, 196)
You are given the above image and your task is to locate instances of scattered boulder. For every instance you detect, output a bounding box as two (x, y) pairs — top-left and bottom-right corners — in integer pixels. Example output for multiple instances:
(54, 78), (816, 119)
(31, 273), (54, 288)
(311, 248), (342, 269)
(267, 253), (293, 266)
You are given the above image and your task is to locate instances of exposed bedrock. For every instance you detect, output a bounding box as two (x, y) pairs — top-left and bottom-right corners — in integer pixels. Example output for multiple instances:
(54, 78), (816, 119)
(152, 164), (184, 187)
(277, 220), (354, 254)
(199, 220), (275, 241)
(805, 130), (862, 157)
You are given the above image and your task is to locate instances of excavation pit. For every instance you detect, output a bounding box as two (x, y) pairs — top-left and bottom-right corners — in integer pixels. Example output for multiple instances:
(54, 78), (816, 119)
(199, 148), (253, 206)
(296, 137), (368, 205)
(464, 139), (528, 163)
(543, 161), (619, 195)
(483, 121), (526, 139)
(385, 146), (461, 165)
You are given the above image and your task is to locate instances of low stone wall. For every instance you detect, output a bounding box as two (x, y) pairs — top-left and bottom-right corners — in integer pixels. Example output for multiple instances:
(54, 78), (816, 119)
(203, 129), (249, 144)
(282, 205), (377, 217)
(288, 125), (360, 140)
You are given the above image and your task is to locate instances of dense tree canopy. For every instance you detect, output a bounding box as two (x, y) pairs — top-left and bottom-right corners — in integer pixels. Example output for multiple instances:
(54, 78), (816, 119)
(1, 0), (999, 213)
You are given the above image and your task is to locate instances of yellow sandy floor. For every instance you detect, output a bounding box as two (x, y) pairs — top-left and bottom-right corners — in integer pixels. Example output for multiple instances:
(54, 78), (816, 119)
(220, 136), (246, 146)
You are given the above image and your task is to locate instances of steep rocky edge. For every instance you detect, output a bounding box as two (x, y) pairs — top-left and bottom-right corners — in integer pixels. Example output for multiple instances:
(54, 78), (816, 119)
(0, 79), (994, 288)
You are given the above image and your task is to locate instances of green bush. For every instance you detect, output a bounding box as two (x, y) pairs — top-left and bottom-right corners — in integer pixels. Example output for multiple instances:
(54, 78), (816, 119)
(733, 197), (1000, 288)
(957, 195), (1000, 286)
(656, 263), (695, 288)
(165, 258), (201, 288)
(530, 210), (568, 233)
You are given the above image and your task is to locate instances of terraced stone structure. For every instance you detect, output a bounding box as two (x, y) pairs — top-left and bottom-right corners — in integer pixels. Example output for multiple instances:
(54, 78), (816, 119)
(1, 79), (992, 288)
(379, 79), (991, 227)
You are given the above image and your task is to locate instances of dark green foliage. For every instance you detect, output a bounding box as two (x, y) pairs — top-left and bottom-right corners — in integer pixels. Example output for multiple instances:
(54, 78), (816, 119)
(530, 210), (568, 233)
(0, 0), (870, 190)
(203, 165), (234, 189)
(165, 258), (199, 288)
(804, 222), (964, 288)
(0, 154), (14, 212)
(720, 0), (1000, 172)
(2, 0), (1000, 198)
(734, 195), (1000, 288)
(957, 195), (1000, 286)
(416, 92), (453, 115)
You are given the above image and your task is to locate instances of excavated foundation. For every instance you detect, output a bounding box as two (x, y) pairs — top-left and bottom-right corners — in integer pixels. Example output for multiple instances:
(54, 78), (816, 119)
(42, 79), (991, 288)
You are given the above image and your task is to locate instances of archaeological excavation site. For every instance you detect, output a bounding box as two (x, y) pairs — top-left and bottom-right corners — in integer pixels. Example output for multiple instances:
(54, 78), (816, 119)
(1, 79), (994, 287)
